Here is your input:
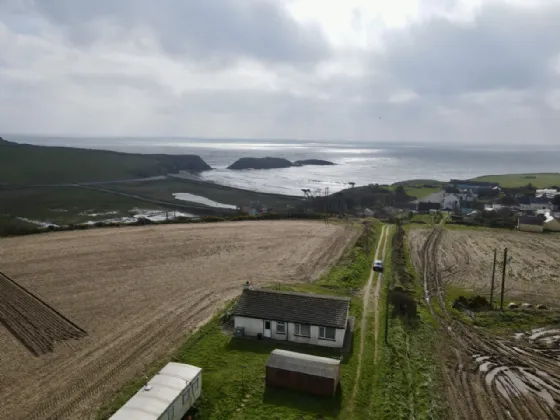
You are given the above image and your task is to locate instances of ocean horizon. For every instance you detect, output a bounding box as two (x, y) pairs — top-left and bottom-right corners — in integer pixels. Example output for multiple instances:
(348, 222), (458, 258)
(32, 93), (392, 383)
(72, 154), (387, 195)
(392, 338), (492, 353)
(6, 134), (560, 196)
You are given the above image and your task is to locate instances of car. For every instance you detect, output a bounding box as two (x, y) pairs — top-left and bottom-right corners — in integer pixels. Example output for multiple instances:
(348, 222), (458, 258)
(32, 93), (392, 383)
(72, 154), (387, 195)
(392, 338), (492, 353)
(373, 260), (383, 273)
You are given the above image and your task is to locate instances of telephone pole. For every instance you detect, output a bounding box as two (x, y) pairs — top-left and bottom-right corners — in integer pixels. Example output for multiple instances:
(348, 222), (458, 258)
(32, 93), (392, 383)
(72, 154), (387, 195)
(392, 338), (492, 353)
(489, 248), (497, 308)
(499, 247), (508, 310)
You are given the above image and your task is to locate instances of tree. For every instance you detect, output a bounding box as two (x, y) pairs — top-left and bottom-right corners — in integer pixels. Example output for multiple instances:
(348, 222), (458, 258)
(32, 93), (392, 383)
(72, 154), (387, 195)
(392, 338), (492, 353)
(395, 185), (406, 195)
(349, 182), (355, 188)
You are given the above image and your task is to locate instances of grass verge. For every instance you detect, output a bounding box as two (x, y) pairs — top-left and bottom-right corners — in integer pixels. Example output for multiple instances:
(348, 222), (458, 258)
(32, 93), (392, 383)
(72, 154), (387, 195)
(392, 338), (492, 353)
(372, 222), (447, 420)
(97, 220), (382, 420)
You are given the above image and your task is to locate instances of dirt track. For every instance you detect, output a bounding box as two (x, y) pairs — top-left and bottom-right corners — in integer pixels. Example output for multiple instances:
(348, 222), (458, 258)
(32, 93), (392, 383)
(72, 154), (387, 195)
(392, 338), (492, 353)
(0, 221), (359, 420)
(410, 227), (560, 420)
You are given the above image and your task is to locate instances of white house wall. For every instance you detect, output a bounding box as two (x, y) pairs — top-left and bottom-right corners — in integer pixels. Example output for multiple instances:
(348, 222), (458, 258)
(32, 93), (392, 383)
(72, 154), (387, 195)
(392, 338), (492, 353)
(544, 220), (560, 232)
(287, 323), (345, 348)
(270, 320), (289, 341)
(235, 317), (345, 348)
(518, 224), (543, 233)
(234, 316), (263, 336)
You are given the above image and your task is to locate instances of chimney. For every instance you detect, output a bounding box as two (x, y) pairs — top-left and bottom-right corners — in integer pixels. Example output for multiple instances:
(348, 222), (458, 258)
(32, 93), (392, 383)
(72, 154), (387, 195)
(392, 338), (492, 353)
(243, 281), (251, 291)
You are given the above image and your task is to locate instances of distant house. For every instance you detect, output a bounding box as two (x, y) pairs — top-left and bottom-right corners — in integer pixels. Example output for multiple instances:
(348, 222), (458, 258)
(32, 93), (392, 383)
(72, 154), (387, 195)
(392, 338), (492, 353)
(536, 189), (558, 199)
(518, 216), (544, 233)
(449, 180), (499, 191)
(234, 287), (350, 348)
(417, 202), (441, 213)
(518, 195), (553, 211)
(265, 349), (341, 397)
(442, 194), (460, 210)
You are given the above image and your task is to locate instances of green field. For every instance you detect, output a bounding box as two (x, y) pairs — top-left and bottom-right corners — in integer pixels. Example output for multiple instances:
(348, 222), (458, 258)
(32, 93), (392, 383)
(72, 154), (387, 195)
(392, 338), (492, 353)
(389, 180), (445, 200)
(472, 173), (560, 188)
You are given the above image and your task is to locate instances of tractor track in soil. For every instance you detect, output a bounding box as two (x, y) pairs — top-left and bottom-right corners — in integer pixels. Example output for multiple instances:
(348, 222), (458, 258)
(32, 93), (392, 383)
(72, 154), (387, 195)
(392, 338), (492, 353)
(33, 290), (218, 420)
(0, 271), (86, 356)
(419, 227), (560, 420)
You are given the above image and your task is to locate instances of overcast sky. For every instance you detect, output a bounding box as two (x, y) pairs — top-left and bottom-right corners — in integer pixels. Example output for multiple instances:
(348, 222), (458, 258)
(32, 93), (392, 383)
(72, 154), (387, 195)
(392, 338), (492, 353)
(1, 0), (559, 143)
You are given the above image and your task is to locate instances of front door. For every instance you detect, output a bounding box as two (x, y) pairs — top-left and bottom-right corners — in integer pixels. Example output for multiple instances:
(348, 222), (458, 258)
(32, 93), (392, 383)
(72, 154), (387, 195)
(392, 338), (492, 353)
(264, 320), (271, 338)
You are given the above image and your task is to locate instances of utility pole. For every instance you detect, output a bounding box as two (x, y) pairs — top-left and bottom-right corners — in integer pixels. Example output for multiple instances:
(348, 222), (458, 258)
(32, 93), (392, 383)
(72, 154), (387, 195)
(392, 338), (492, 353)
(499, 247), (508, 310)
(489, 248), (497, 308)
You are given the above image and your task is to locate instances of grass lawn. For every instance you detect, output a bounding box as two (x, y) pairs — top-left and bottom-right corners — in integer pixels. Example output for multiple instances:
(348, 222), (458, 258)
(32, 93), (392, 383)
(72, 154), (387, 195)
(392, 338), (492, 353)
(98, 221), (384, 420)
(472, 173), (560, 188)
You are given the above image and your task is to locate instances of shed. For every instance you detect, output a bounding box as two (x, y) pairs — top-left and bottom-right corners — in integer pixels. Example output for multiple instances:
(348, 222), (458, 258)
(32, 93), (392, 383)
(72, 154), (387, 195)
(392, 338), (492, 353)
(266, 349), (340, 397)
(109, 362), (202, 420)
(518, 216), (544, 233)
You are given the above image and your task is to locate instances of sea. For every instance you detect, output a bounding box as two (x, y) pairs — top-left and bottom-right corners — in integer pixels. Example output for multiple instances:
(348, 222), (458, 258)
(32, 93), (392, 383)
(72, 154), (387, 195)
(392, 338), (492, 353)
(7, 135), (560, 196)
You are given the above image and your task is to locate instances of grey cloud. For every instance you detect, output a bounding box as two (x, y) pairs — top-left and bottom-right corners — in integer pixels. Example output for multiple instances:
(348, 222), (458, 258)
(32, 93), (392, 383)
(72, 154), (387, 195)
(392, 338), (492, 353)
(28, 0), (331, 65)
(379, 2), (560, 95)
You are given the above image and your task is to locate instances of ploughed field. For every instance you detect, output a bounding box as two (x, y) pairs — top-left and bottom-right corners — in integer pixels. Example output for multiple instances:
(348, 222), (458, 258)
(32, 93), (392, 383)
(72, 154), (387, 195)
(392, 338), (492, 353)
(0, 221), (359, 420)
(409, 227), (560, 420)
(408, 229), (560, 305)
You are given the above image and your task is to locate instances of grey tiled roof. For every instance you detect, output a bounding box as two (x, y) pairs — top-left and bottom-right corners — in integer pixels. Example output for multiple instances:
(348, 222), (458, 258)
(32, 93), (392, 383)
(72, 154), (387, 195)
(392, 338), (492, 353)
(234, 288), (350, 329)
(519, 215), (544, 226)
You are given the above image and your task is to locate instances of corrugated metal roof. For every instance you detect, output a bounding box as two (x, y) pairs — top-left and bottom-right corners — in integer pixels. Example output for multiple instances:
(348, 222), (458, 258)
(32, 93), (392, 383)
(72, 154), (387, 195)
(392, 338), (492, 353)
(266, 349), (340, 379)
(109, 362), (201, 420)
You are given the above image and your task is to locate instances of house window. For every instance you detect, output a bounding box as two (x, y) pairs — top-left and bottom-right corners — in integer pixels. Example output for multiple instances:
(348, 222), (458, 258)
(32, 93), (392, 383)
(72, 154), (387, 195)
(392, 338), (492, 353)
(294, 323), (310, 337)
(319, 326), (336, 340)
(276, 321), (286, 335)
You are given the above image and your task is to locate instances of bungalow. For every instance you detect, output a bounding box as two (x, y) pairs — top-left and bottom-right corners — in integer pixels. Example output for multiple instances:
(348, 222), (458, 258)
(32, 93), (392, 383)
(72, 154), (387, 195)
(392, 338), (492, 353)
(518, 215), (544, 233)
(233, 286), (350, 348)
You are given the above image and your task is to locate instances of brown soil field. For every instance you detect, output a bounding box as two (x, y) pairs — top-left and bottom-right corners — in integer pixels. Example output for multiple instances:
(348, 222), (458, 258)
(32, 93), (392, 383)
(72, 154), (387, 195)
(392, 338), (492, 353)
(408, 229), (560, 305)
(409, 227), (560, 419)
(0, 220), (359, 420)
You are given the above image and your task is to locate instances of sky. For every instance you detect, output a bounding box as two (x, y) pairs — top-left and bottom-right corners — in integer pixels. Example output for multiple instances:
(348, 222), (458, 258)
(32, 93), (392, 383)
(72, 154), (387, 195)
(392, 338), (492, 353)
(0, 0), (559, 144)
